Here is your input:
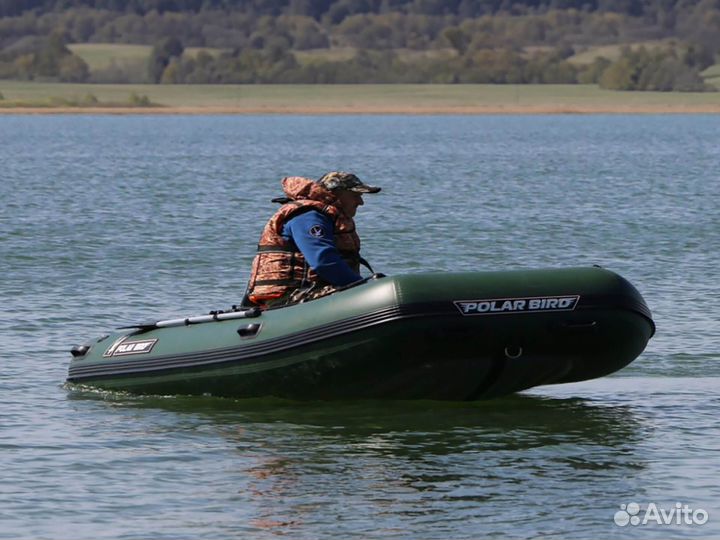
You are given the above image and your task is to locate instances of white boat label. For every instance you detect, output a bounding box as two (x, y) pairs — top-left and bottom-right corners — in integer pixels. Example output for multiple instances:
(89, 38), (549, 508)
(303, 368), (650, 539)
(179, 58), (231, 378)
(103, 336), (158, 357)
(454, 295), (580, 316)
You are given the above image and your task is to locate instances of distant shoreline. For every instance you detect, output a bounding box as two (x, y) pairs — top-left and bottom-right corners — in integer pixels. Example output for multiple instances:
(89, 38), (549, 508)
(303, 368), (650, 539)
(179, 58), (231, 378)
(3, 104), (720, 114)
(2, 82), (719, 115)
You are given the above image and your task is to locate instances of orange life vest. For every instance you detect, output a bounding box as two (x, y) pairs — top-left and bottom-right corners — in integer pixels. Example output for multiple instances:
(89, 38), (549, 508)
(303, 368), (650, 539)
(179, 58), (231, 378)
(246, 177), (362, 304)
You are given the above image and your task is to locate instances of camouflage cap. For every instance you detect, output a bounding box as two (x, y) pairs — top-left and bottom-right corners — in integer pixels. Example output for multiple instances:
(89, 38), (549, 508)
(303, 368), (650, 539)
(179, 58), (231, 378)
(317, 171), (381, 194)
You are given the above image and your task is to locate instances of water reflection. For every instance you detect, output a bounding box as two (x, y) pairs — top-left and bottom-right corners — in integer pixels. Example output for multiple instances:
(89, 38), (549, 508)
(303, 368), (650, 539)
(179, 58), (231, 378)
(67, 389), (645, 452)
(66, 389), (651, 538)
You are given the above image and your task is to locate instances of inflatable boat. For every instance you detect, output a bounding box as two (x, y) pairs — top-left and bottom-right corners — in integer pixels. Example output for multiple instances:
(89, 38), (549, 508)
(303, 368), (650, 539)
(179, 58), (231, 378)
(67, 267), (655, 400)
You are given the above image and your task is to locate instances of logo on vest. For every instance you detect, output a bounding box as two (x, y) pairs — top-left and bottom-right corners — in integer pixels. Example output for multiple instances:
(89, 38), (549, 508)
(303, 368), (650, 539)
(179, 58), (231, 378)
(309, 225), (325, 238)
(454, 295), (580, 316)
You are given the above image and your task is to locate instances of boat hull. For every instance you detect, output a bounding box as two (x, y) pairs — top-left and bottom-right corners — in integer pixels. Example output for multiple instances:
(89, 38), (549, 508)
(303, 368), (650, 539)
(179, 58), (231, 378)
(67, 267), (655, 400)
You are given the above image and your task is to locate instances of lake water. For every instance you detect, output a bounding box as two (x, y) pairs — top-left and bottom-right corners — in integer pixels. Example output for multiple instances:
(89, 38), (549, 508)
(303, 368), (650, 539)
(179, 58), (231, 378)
(1, 114), (718, 539)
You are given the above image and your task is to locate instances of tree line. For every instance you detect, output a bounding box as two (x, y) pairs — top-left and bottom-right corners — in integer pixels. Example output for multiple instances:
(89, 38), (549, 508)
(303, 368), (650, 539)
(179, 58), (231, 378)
(0, 0), (715, 20)
(0, 0), (717, 90)
(147, 36), (712, 89)
(2, 4), (719, 51)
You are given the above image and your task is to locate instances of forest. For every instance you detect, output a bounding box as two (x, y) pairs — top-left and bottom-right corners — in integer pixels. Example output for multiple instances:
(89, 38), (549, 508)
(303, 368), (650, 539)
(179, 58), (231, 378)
(0, 0), (718, 90)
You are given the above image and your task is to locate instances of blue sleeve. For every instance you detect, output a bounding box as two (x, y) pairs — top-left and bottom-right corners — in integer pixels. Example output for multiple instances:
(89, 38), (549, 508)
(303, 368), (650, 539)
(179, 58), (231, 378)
(282, 211), (363, 287)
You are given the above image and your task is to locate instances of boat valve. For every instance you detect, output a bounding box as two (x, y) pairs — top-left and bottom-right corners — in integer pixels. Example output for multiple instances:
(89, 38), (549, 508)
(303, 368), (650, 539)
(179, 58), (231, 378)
(237, 323), (262, 339)
(70, 345), (90, 357)
(504, 345), (523, 359)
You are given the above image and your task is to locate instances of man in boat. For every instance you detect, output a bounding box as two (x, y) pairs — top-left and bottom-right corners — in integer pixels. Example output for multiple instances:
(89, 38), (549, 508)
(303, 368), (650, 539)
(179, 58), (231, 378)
(244, 171), (381, 308)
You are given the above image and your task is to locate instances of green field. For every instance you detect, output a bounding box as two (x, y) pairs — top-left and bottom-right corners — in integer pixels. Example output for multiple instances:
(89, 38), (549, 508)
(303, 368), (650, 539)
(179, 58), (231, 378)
(294, 47), (456, 65)
(67, 43), (227, 84)
(68, 43), (151, 71)
(702, 63), (720, 82)
(567, 41), (672, 64)
(1, 80), (720, 111)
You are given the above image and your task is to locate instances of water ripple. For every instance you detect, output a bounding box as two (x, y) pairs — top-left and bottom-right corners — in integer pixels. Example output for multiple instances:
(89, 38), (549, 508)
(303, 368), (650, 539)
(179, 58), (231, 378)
(1, 115), (718, 539)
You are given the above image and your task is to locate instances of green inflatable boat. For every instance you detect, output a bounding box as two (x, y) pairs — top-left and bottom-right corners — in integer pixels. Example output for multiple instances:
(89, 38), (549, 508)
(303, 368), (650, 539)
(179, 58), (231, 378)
(67, 267), (654, 400)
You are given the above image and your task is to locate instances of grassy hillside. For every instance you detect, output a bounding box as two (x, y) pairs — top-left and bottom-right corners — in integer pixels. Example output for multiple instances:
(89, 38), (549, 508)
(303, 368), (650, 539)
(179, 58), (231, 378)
(68, 43), (150, 71)
(67, 43), (227, 82)
(567, 41), (674, 65)
(69, 43), (454, 70)
(70, 42), (650, 71)
(65, 42), (719, 87)
(702, 63), (720, 82)
(4, 40), (719, 108)
(293, 47), (456, 65)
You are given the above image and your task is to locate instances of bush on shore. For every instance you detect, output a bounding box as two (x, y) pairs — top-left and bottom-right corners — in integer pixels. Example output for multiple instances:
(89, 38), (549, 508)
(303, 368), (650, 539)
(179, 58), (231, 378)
(599, 46), (711, 91)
